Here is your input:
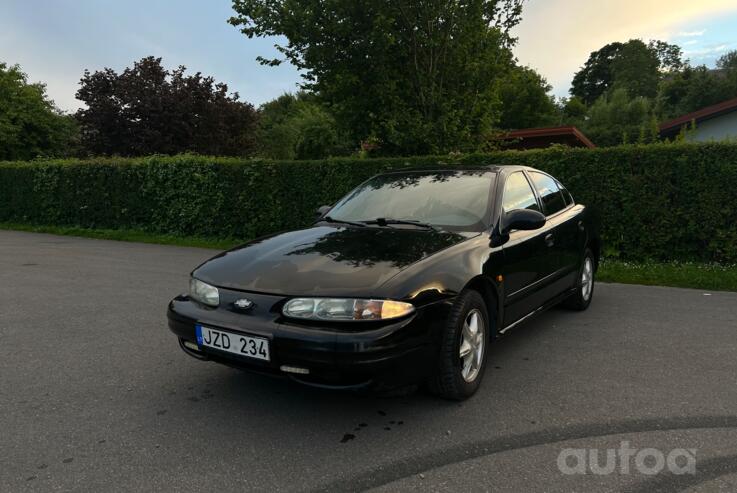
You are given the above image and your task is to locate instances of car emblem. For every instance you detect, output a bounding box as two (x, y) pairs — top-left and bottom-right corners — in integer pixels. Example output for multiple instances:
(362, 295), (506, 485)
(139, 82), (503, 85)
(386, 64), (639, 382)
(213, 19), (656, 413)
(233, 298), (255, 311)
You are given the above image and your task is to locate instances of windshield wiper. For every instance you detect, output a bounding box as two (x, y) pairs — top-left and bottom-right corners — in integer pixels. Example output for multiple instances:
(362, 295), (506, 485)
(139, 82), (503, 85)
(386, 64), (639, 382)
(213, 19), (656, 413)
(361, 218), (441, 231)
(320, 215), (367, 228)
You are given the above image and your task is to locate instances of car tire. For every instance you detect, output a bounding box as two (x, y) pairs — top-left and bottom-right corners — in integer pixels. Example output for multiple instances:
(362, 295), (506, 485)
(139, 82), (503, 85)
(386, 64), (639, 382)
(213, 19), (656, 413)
(563, 248), (595, 311)
(427, 290), (491, 400)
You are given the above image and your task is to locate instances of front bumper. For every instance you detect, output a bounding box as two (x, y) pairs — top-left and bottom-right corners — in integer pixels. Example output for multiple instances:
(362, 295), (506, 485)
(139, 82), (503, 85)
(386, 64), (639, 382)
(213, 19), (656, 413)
(167, 288), (453, 389)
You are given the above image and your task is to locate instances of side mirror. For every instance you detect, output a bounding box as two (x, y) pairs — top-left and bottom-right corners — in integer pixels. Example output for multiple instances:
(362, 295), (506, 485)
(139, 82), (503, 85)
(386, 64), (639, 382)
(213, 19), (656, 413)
(501, 209), (546, 235)
(316, 205), (331, 219)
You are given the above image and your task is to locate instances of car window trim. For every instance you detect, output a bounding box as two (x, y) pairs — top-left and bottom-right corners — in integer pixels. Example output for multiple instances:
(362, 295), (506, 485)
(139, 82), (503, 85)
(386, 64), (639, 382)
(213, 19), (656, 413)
(490, 170), (544, 237)
(554, 178), (575, 208)
(500, 170), (542, 215)
(524, 170), (570, 218)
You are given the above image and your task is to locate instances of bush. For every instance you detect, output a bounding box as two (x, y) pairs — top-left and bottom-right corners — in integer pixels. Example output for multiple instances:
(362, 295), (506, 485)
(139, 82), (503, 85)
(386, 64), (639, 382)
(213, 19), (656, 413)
(2, 143), (737, 262)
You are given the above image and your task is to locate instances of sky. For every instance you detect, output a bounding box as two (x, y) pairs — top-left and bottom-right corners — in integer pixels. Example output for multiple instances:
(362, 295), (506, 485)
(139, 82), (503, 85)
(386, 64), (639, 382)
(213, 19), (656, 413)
(2, 0), (737, 112)
(512, 0), (737, 98)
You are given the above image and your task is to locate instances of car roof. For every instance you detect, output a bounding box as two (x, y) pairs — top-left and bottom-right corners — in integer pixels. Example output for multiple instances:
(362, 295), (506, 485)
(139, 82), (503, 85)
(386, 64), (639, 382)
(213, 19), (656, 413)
(376, 164), (538, 175)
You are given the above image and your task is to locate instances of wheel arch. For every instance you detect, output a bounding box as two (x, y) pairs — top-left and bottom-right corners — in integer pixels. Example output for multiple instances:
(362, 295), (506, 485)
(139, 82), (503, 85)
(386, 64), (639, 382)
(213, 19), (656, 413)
(587, 235), (601, 270)
(463, 275), (502, 339)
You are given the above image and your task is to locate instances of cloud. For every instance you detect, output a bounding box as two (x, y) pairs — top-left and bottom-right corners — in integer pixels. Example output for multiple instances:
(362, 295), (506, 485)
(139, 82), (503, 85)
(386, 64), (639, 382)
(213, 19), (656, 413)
(678, 30), (706, 37)
(512, 0), (737, 97)
(684, 43), (731, 57)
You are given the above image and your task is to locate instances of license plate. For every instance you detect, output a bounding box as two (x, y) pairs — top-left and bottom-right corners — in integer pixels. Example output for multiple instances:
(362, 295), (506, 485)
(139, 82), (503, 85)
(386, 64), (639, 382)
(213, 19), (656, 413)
(195, 325), (270, 361)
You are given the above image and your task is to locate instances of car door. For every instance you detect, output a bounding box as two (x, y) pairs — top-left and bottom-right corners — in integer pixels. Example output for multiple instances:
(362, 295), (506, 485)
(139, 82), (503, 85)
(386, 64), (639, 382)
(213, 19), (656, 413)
(500, 171), (559, 326)
(553, 178), (585, 287)
(526, 171), (581, 296)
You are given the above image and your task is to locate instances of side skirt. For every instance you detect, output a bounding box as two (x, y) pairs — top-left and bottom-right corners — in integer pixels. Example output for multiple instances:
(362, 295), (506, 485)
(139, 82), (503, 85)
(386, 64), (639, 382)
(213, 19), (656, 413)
(498, 286), (577, 335)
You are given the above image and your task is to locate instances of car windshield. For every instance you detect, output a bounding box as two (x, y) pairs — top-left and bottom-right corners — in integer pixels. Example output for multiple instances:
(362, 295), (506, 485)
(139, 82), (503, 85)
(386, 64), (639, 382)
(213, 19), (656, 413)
(327, 170), (495, 231)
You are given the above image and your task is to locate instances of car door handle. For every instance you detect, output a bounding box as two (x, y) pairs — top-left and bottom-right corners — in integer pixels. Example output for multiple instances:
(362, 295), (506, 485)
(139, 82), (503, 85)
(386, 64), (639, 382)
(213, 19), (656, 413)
(545, 233), (555, 247)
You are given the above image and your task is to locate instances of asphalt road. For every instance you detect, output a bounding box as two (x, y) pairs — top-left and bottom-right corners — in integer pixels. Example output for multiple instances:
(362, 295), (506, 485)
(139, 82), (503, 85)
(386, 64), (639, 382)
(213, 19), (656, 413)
(2, 230), (737, 492)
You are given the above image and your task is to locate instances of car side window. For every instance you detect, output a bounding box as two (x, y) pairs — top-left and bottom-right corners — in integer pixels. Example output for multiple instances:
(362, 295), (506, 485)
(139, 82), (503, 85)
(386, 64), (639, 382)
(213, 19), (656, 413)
(529, 171), (566, 216)
(502, 172), (540, 213)
(557, 179), (574, 206)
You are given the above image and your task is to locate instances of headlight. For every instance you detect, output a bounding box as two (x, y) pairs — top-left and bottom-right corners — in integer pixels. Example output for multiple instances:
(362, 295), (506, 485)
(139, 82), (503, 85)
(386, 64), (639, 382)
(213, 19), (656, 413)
(283, 298), (414, 321)
(189, 278), (219, 307)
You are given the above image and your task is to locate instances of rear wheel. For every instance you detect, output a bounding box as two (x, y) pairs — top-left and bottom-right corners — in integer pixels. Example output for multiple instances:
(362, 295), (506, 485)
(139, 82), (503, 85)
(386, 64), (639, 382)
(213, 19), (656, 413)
(427, 290), (491, 400)
(563, 248), (595, 311)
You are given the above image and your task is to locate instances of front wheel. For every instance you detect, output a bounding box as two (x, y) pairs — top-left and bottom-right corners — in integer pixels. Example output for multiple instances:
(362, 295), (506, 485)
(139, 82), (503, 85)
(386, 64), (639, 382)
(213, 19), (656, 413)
(563, 248), (595, 311)
(427, 290), (491, 400)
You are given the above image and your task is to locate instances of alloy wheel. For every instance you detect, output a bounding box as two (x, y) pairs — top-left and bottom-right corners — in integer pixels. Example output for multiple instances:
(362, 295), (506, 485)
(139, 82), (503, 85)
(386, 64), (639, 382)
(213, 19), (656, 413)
(581, 257), (594, 301)
(459, 309), (485, 382)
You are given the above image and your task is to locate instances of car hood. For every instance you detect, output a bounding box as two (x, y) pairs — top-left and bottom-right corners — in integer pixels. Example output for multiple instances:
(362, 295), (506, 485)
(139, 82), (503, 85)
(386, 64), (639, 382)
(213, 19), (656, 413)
(193, 225), (475, 297)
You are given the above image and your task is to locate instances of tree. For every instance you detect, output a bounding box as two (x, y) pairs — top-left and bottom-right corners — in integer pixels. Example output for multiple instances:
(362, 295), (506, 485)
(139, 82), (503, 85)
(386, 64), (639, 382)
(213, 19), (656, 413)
(581, 88), (655, 146)
(290, 103), (347, 159)
(657, 51), (737, 120)
(560, 96), (588, 127)
(716, 50), (737, 71)
(256, 93), (302, 160)
(0, 62), (78, 160)
(256, 92), (349, 159)
(75, 57), (258, 156)
(717, 50), (737, 99)
(571, 39), (683, 104)
(570, 42), (623, 106)
(497, 65), (558, 130)
(230, 0), (525, 155)
(648, 40), (684, 73)
(610, 40), (660, 99)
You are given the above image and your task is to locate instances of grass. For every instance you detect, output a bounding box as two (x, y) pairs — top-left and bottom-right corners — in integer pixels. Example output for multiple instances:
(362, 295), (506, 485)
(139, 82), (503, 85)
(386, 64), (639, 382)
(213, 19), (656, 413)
(598, 259), (737, 292)
(2, 222), (736, 292)
(0, 222), (240, 250)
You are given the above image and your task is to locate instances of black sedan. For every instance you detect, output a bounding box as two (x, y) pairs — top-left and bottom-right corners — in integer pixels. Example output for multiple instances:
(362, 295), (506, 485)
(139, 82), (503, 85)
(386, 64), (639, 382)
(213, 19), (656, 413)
(168, 166), (600, 400)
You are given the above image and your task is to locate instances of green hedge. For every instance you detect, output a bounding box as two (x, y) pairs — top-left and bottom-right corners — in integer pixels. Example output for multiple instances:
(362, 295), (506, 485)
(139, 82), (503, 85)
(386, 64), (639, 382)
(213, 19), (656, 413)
(2, 143), (737, 262)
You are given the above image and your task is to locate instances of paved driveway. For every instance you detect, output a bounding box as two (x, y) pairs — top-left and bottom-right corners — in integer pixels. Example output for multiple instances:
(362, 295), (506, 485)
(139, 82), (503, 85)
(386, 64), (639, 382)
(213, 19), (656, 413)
(1, 230), (736, 492)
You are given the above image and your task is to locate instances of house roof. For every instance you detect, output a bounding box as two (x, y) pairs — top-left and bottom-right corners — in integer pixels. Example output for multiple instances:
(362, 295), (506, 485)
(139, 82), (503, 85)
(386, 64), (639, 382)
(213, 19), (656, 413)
(500, 126), (596, 149)
(660, 97), (737, 137)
